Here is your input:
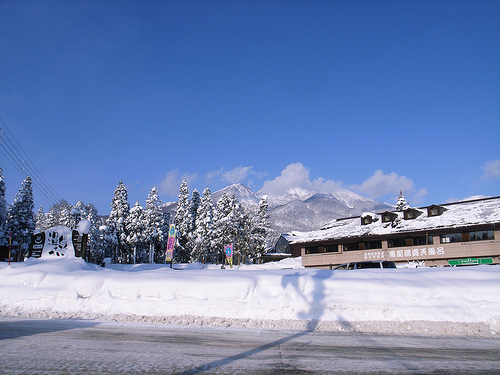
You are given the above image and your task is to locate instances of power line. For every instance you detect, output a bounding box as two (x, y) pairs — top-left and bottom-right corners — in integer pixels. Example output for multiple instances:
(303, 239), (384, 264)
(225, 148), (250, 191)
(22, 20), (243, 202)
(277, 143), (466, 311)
(0, 129), (60, 206)
(0, 117), (63, 207)
(0, 140), (59, 206)
(0, 118), (61, 202)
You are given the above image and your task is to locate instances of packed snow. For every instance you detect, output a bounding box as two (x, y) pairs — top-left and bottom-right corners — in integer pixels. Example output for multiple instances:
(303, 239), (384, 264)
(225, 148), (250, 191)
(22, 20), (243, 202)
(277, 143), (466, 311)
(1, 257), (499, 337)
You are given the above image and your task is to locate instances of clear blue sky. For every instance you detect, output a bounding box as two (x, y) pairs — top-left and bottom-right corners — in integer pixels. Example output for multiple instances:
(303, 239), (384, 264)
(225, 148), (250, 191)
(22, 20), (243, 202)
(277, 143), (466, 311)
(1, 0), (499, 214)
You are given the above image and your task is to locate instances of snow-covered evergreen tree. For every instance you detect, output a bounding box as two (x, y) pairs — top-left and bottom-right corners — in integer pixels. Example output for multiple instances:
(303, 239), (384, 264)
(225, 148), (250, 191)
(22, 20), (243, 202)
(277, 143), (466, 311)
(35, 206), (50, 231)
(46, 200), (72, 228)
(396, 191), (410, 211)
(158, 210), (171, 263)
(59, 206), (73, 228)
(70, 200), (86, 228)
(192, 187), (216, 263)
(214, 193), (251, 265)
(6, 176), (35, 256)
(228, 194), (252, 264)
(107, 181), (130, 263)
(186, 189), (200, 255)
(250, 195), (270, 259)
(0, 167), (7, 246)
(144, 187), (165, 263)
(174, 180), (191, 263)
(214, 192), (232, 263)
(125, 201), (146, 263)
(84, 203), (105, 264)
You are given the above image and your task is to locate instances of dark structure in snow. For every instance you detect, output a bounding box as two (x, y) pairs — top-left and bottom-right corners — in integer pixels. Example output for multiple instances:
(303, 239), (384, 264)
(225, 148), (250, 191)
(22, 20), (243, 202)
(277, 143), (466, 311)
(27, 221), (90, 260)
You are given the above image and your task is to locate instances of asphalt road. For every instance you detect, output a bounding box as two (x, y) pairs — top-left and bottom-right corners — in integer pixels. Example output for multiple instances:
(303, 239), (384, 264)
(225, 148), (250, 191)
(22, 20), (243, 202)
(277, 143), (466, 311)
(0, 317), (499, 374)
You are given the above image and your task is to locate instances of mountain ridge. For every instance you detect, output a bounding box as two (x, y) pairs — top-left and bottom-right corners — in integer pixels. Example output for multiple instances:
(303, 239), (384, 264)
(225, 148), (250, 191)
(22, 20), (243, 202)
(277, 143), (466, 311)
(160, 183), (393, 233)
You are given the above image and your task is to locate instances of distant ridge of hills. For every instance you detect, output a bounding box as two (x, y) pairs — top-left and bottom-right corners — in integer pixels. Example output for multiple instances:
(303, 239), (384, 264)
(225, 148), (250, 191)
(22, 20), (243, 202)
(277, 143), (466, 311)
(160, 183), (393, 234)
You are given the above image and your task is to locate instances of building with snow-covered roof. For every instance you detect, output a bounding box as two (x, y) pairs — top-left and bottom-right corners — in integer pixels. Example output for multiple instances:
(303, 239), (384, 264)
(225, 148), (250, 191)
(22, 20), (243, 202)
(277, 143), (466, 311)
(280, 196), (500, 268)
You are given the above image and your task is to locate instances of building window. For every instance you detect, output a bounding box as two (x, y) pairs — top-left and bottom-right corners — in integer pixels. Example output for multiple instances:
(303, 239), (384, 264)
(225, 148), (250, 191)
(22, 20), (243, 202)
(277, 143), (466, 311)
(440, 233), (462, 243)
(388, 235), (433, 248)
(305, 246), (319, 254)
(305, 245), (339, 254)
(428, 205), (447, 217)
(344, 242), (360, 251)
(344, 241), (381, 251)
(324, 245), (339, 252)
(382, 212), (398, 223)
(388, 238), (406, 248)
(403, 208), (422, 220)
(413, 235), (433, 246)
(361, 213), (378, 225)
(470, 230), (494, 241)
(361, 217), (372, 225)
(365, 240), (382, 249)
(275, 236), (290, 254)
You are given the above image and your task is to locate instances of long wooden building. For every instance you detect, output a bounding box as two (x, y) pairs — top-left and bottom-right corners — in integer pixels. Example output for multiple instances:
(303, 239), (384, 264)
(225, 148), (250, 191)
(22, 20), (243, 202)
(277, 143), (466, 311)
(276, 196), (500, 268)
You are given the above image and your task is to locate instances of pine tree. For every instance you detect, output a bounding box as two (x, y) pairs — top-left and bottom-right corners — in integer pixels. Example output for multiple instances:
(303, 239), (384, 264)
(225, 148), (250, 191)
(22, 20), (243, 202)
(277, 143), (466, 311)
(144, 187), (165, 263)
(107, 181), (130, 263)
(157, 210), (171, 263)
(214, 192), (232, 263)
(396, 191), (410, 211)
(0, 167), (7, 246)
(192, 187), (216, 263)
(228, 194), (251, 264)
(250, 196), (270, 259)
(47, 200), (72, 228)
(59, 206), (73, 228)
(186, 189), (200, 255)
(71, 200), (86, 227)
(35, 206), (50, 231)
(6, 176), (35, 256)
(174, 180), (191, 263)
(84, 203), (104, 264)
(214, 194), (250, 265)
(125, 201), (146, 263)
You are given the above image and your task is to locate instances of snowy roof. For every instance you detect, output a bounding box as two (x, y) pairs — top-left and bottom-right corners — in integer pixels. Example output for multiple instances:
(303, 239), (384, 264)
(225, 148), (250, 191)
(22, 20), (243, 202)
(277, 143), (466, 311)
(283, 196), (500, 244)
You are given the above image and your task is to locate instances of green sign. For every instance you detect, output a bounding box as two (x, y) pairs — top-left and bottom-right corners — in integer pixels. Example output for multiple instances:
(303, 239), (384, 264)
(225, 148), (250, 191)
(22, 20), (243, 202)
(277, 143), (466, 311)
(448, 258), (493, 266)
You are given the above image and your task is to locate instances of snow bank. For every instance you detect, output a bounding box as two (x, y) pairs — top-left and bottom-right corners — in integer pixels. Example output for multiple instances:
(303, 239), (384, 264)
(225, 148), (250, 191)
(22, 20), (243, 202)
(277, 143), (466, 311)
(1, 258), (499, 336)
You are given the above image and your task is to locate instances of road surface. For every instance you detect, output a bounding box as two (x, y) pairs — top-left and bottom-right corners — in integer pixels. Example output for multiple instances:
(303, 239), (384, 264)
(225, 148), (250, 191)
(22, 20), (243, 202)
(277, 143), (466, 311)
(0, 317), (499, 374)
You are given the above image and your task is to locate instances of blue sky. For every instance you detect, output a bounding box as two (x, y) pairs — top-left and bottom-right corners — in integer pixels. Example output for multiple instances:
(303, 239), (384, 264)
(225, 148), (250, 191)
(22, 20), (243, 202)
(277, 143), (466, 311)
(1, 0), (499, 214)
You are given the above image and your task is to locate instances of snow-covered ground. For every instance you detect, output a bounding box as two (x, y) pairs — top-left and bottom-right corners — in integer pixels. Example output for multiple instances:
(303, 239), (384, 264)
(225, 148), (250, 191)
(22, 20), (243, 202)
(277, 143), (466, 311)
(1, 258), (499, 337)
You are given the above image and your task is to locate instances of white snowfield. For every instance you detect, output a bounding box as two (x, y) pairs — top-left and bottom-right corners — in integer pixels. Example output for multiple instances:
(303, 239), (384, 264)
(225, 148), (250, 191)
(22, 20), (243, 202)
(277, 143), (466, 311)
(1, 258), (499, 337)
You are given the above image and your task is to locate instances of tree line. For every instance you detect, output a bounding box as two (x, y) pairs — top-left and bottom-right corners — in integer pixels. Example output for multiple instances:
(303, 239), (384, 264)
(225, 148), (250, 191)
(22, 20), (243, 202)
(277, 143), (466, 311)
(0, 168), (272, 265)
(174, 181), (271, 265)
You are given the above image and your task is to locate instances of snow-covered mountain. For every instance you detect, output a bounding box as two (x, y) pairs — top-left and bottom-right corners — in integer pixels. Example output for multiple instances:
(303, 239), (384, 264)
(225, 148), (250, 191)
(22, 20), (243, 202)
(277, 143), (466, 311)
(161, 183), (393, 234)
(211, 183), (261, 206)
(261, 189), (392, 233)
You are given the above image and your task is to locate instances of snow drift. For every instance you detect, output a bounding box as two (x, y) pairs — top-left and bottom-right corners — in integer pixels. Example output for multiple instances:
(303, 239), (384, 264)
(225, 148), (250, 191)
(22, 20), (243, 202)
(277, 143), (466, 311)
(1, 258), (499, 336)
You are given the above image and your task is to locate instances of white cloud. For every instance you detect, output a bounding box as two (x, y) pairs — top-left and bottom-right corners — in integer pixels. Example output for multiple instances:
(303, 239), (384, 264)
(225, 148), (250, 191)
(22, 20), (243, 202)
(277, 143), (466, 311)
(260, 163), (344, 196)
(352, 170), (414, 199)
(260, 163), (312, 195)
(206, 166), (266, 186)
(412, 188), (429, 205)
(481, 159), (500, 181)
(222, 166), (253, 183)
(159, 170), (198, 195)
(205, 168), (224, 181)
(311, 177), (344, 192)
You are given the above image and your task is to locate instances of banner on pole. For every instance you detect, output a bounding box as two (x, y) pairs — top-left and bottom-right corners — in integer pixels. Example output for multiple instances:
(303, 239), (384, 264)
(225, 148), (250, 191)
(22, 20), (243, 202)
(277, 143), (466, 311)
(165, 224), (176, 262)
(225, 244), (233, 268)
